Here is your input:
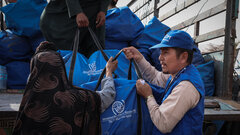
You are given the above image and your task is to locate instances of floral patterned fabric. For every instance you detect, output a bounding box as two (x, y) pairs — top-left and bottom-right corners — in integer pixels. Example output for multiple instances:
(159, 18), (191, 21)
(12, 42), (101, 135)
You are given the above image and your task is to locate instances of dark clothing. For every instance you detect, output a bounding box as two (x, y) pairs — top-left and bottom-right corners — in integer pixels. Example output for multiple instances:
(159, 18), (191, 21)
(40, 0), (109, 58)
(12, 45), (101, 135)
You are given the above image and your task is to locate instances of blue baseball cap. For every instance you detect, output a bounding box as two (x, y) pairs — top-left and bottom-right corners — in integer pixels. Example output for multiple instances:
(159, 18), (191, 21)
(150, 30), (194, 50)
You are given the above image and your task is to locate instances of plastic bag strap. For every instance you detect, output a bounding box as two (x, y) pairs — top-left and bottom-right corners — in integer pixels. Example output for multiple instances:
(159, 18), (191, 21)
(88, 27), (118, 78)
(93, 49), (123, 91)
(128, 59), (143, 135)
(69, 28), (80, 85)
(88, 27), (109, 61)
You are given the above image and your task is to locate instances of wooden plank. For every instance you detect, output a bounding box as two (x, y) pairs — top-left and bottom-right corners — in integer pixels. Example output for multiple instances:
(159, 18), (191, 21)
(204, 109), (240, 121)
(127, 0), (137, 7)
(194, 28), (225, 43)
(204, 97), (240, 121)
(159, 0), (200, 21)
(0, 93), (22, 111)
(157, 0), (171, 9)
(133, 1), (150, 13)
(222, 0), (235, 98)
(140, 8), (154, 20)
(171, 1), (227, 30)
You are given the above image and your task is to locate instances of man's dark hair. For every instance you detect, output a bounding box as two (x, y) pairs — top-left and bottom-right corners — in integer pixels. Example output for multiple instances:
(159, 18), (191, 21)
(174, 47), (193, 64)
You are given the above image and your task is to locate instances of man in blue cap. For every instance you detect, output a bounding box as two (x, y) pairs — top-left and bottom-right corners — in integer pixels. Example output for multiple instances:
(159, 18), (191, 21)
(123, 30), (205, 135)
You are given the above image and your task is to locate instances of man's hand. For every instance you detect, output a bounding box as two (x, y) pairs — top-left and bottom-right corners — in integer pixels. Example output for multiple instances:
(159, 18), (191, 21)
(76, 13), (89, 27)
(136, 79), (153, 99)
(123, 46), (144, 62)
(106, 57), (118, 77)
(96, 11), (106, 28)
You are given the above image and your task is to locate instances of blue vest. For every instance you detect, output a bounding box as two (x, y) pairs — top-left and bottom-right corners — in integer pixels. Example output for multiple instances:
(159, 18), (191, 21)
(152, 64), (205, 135)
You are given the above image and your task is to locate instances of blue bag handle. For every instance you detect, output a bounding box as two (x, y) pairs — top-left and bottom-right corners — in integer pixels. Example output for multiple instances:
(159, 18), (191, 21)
(94, 49), (123, 91)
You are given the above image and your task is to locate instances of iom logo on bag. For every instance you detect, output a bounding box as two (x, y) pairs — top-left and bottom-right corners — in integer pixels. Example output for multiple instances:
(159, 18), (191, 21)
(102, 99), (136, 124)
(83, 61), (103, 76)
(112, 100), (125, 115)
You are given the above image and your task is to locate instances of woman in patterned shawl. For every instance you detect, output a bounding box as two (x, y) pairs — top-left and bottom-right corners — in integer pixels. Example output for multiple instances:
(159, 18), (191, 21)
(12, 41), (118, 135)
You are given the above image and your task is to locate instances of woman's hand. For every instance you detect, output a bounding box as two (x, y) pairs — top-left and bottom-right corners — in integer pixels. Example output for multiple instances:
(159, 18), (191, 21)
(106, 57), (118, 77)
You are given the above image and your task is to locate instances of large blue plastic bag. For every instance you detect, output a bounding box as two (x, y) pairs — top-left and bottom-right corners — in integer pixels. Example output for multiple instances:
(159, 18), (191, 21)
(196, 60), (215, 96)
(58, 50), (91, 87)
(105, 6), (144, 42)
(0, 0), (47, 37)
(105, 40), (128, 50)
(131, 16), (170, 71)
(0, 29), (32, 65)
(81, 78), (165, 135)
(88, 50), (138, 82)
(6, 61), (30, 89)
(59, 50), (137, 87)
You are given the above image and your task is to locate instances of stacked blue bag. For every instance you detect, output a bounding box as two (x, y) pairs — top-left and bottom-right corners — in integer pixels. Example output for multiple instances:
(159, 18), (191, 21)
(59, 49), (138, 87)
(0, 0), (46, 52)
(196, 60), (215, 96)
(0, 0), (47, 89)
(131, 16), (171, 71)
(105, 6), (144, 50)
(58, 50), (90, 86)
(0, 30), (32, 65)
(0, 0), (47, 37)
(105, 6), (150, 60)
(0, 29), (31, 89)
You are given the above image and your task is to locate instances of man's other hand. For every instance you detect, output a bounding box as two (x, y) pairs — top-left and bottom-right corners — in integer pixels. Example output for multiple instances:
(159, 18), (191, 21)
(136, 79), (153, 99)
(96, 11), (106, 28)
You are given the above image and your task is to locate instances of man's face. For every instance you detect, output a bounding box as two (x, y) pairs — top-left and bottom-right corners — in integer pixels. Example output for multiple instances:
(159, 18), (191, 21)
(159, 48), (182, 75)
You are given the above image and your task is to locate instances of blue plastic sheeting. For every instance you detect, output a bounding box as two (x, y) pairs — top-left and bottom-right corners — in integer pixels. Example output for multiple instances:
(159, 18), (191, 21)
(105, 6), (144, 49)
(5, 61), (30, 89)
(81, 78), (165, 135)
(59, 50), (138, 87)
(0, 30), (32, 65)
(196, 61), (215, 96)
(0, 0), (47, 37)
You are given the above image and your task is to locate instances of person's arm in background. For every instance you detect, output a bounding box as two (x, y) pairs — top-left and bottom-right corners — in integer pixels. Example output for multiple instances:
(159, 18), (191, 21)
(97, 57), (118, 113)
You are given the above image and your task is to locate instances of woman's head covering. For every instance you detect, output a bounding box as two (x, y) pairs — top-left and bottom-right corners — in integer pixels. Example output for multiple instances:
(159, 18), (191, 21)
(13, 41), (101, 135)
